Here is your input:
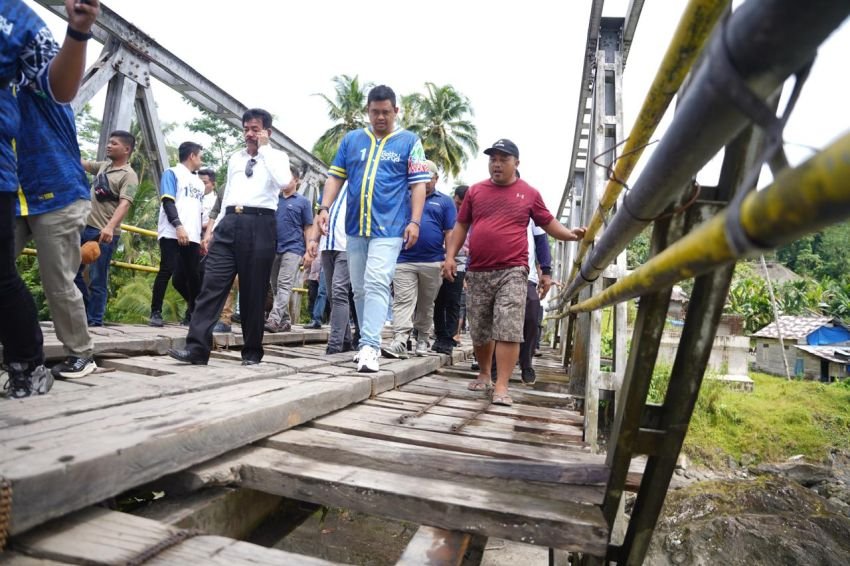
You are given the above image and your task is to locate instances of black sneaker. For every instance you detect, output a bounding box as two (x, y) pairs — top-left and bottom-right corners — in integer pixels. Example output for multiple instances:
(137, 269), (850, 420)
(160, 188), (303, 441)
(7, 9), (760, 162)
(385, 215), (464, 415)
(303, 320), (322, 329)
(232, 313), (241, 324)
(180, 312), (192, 326)
(521, 367), (537, 385)
(149, 311), (163, 327)
(52, 356), (97, 379)
(3, 363), (53, 399)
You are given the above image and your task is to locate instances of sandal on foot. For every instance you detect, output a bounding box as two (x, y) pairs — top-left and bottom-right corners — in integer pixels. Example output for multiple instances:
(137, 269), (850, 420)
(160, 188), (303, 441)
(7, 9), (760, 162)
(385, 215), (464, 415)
(492, 394), (513, 406)
(467, 380), (493, 391)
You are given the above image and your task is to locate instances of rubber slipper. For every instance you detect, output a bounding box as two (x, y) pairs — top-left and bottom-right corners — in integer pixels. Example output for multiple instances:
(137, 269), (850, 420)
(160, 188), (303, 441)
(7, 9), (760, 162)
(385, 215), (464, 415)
(467, 380), (493, 391)
(492, 394), (513, 407)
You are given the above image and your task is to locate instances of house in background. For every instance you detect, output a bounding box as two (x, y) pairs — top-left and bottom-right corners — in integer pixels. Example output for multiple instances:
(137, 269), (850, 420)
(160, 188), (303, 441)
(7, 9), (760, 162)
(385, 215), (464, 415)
(752, 315), (850, 381)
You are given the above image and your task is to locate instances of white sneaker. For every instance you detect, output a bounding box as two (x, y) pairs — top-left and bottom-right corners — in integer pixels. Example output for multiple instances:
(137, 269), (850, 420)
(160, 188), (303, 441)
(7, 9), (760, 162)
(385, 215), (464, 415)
(415, 339), (429, 357)
(357, 346), (380, 373)
(381, 339), (409, 359)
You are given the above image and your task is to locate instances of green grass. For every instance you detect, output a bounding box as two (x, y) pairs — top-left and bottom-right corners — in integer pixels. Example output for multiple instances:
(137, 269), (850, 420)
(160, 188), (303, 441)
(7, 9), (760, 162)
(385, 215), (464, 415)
(648, 368), (850, 467)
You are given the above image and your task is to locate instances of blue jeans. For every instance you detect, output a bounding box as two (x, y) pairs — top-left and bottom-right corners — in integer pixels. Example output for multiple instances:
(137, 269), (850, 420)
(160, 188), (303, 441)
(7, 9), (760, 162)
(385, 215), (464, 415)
(347, 236), (403, 350)
(312, 267), (328, 322)
(74, 225), (116, 326)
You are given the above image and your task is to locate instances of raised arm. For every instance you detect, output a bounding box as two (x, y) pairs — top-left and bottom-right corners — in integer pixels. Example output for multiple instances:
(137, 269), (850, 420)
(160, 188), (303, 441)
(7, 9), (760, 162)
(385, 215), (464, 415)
(48, 0), (100, 102)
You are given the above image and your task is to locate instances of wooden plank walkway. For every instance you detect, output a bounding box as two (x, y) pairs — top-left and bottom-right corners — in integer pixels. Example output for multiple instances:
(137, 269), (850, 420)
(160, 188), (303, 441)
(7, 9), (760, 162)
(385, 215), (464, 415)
(0, 324), (638, 561)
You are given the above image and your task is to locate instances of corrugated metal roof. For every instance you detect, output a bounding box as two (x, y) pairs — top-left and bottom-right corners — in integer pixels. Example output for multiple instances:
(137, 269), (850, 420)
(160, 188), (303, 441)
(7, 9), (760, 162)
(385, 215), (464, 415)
(752, 315), (833, 340)
(795, 345), (850, 364)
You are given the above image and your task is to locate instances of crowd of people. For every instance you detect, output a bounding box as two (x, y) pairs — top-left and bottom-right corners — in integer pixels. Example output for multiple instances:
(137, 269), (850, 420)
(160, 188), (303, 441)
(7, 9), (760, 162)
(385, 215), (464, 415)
(2, 0), (585, 406)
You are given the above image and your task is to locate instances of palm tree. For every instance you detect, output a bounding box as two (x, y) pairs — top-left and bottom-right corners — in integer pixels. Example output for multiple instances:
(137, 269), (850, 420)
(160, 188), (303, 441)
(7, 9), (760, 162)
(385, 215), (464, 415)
(312, 75), (372, 164)
(401, 83), (478, 178)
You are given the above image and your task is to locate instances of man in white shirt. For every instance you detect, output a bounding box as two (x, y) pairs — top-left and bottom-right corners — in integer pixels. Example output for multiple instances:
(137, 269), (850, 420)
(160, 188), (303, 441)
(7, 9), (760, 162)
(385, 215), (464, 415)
(149, 142), (206, 327)
(168, 108), (291, 365)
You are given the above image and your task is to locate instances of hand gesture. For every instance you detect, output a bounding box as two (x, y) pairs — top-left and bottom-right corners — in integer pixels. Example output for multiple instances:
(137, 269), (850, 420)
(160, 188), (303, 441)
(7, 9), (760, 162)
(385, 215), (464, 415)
(257, 129), (270, 147)
(176, 226), (190, 246)
(538, 274), (553, 300)
(67, 0), (99, 33)
(99, 225), (114, 244)
(572, 226), (588, 240)
(403, 221), (420, 250)
(442, 257), (457, 282)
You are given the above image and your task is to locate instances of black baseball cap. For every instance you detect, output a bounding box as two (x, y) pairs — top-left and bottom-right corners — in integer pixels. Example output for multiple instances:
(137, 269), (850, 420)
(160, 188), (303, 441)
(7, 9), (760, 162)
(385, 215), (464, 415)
(483, 138), (519, 158)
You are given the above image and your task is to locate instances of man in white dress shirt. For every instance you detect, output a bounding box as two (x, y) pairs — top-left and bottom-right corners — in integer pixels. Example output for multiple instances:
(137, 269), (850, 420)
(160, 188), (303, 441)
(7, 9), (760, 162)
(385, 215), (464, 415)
(168, 108), (291, 365)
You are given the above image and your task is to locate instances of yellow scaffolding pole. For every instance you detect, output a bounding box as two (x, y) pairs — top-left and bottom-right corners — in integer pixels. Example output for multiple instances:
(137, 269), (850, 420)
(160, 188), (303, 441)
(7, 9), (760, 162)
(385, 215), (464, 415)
(570, 131), (850, 314)
(120, 223), (158, 239)
(563, 0), (730, 287)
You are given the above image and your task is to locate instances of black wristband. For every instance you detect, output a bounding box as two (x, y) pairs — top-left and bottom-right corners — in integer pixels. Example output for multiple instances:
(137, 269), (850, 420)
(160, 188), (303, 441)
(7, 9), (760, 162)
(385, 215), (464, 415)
(66, 26), (93, 42)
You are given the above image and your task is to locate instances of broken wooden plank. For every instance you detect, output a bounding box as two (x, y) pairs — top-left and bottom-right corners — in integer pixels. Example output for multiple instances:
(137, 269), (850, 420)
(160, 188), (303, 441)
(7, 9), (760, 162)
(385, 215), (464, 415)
(261, 428), (607, 500)
(184, 446), (609, 554)
(149, 535), (346, 565)
(0, 377), (371, 535)
(12, 507), (344, 566)
(135, 487), (282, 539)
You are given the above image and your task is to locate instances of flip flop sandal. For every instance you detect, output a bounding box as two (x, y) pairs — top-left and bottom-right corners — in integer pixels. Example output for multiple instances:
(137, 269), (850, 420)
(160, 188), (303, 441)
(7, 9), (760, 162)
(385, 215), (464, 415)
(467, 380), (493, 391)
(492, 394), (513, 407)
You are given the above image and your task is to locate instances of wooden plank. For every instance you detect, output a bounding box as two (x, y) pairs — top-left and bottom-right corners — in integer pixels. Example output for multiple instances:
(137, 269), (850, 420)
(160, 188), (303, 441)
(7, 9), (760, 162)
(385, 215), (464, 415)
(261, 428), (607, 500)
(396, 526), (475, 566)
(0, 552), (68, 565)
(328, 405), (585, 448)
(12, 508), (343, 566)
(0, 365), (299, 428)
(149, 535), (346, 565)
(135, 487), (282, 539)
(362, 398), (584, 436)
(310, 414), (600, 465)
(0, 377), (371, 535)
(185, 447), (608, 554)
(14, 508), (178, 565)
(378, 390), (584, 425)
(403, 377), (578, 408)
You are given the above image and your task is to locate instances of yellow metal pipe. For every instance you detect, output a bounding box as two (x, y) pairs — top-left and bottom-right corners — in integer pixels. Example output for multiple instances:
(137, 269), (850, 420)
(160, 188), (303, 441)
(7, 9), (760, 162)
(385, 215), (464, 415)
(563, 0), (730, 287)
(110, 260), (159, 273)
(120, 223), (158, 238)
(570, 131), (850, 314)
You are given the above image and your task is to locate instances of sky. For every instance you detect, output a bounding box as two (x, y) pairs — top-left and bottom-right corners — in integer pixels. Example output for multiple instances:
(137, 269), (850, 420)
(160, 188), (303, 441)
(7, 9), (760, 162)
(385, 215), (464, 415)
(25, 0), (850, 212)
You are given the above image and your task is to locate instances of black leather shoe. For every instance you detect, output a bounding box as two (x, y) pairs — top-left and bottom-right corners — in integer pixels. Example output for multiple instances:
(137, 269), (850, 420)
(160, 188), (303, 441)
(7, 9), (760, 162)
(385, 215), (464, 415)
(241, 359), (260, 366)
(167, 349), (207, 365)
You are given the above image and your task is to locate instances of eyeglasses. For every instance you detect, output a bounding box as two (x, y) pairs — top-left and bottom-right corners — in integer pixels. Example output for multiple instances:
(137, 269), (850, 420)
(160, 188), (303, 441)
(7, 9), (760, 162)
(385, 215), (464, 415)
(245, 158), (257, 178)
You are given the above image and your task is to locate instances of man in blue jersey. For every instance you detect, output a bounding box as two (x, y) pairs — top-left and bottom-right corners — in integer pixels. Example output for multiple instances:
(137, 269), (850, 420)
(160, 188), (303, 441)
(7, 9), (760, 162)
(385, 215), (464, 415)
(149, 142), (207, 327)
(383, 160), (456, 359)
(315, 85), (430, 373)
(1, 0), (99, 398)
(14, 82), (96, 381)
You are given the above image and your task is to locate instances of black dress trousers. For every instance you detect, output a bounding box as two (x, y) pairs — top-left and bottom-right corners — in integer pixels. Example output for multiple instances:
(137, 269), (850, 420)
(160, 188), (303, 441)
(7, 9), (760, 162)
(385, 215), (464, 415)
(185, 212), (276, 362)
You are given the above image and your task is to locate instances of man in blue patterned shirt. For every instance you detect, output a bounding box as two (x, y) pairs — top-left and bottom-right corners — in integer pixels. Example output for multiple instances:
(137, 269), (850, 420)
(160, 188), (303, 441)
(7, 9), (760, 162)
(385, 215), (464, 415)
(315, 85), (430, 373)
(1, 0), (99, 398)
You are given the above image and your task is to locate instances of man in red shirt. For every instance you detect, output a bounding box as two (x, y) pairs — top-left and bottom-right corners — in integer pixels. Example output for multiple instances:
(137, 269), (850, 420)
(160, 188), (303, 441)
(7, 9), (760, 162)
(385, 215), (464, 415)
(443, 139), (585, 406)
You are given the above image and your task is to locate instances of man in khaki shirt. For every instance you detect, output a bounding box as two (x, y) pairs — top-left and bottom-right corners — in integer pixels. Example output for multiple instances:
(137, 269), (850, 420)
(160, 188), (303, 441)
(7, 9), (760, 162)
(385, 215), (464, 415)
(74, 130), (139, 326)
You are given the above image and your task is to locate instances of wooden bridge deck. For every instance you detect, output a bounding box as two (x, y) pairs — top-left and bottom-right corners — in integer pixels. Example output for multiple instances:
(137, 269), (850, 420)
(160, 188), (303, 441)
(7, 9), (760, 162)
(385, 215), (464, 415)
(0, 323), (636, 563)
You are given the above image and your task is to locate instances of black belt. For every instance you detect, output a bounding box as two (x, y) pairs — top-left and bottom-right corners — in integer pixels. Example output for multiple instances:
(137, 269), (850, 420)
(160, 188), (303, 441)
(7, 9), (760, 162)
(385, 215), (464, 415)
(225, 206), (274, 216)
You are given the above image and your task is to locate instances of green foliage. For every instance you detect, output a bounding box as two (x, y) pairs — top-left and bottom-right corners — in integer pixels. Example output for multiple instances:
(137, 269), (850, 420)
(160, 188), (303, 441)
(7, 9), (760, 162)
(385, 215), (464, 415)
(724, 263), (850, 334)
(312, 75), (372, 165)
(400, 82), (478, 178)
(777, 223), (850, 282)
(312, 76), (479, 177)
(184, 99), (242, 176)
(75, 103), (101, 161)
(627, 227), (651, 269)
(685, 373), (850, 466)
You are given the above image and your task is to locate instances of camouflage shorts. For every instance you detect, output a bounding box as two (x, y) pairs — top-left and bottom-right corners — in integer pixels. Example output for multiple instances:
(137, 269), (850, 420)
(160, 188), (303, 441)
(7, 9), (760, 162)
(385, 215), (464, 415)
(466, 266), (529, 345)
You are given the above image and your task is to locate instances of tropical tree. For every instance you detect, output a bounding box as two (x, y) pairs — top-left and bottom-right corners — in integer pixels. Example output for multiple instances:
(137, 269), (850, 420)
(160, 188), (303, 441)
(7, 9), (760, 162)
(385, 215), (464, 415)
(312, 74), (372, 164)
(401, 82), (478, 177)
(184, 100), (242, 176)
